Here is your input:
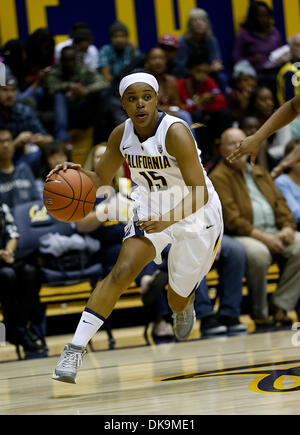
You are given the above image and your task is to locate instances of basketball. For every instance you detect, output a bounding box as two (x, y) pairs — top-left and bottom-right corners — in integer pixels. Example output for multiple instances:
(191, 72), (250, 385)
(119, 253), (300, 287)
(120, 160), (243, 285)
(43, 168), (96, 222)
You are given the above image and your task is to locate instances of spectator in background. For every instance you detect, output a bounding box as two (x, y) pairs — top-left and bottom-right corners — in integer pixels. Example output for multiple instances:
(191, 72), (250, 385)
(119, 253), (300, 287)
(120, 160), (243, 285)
(247, 86), (292, 170)
(0, 200), (44, 355)
(210, 127), (300, 327)
(177, 55), (232, 163)
(239, 114), (270, 168)
(174, 8), (228, 92)
(145, 47), (195, 129)
(25, 28), (55, 89)
(98, 21), (140, 84)
(158, 34), (186, 78)
(0, 127), (40, 208)
(55, 22), (99, 69)
(274, 138), (300, 230)
(277, 33), (300, 139)
(232, 1), (283, 93)
(226, 60), (258, 122)
(36, 140), (72, 195)
(0, 74), (53, 175)
(47, 46), (109, 143)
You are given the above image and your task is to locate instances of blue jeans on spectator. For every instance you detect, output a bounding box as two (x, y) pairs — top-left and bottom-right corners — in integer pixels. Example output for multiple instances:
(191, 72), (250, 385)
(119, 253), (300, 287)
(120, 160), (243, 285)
(194, 235), (246, 319)
(54, 92), (100, 142)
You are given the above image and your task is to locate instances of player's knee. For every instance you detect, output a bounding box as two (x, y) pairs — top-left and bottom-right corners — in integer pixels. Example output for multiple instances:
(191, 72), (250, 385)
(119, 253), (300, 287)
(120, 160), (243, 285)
(109, 262), (136, 289)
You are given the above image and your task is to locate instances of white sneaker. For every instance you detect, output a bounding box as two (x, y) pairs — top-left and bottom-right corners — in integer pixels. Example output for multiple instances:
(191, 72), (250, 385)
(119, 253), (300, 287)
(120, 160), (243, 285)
(52, 343), (86, 384)
(172, 304), (196, 341)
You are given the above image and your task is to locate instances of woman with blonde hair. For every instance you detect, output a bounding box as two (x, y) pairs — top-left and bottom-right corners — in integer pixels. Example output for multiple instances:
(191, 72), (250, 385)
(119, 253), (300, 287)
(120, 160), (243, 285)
(174, 8), (227, 92)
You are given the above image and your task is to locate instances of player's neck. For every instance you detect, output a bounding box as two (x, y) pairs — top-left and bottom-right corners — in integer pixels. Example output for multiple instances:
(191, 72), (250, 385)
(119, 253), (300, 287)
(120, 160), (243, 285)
(133, 110), (160, 142)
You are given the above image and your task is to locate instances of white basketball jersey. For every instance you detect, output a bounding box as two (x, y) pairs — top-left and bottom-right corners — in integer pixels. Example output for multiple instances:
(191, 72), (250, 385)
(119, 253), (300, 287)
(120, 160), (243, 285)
(120, 112), (216, 220)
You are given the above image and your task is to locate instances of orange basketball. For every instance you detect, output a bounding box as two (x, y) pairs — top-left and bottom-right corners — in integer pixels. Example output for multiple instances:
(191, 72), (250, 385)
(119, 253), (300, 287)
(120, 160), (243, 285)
(43, 169), (96, 222)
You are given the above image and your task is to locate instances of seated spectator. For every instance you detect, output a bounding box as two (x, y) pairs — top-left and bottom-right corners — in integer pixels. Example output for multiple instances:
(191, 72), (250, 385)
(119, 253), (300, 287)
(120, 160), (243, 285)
(0, 127), (40, 208)
(274, 138), (300, 230)
(158, 34), (185, 78)
(0, 74), (53, 175)
(98, 21), (140, 83)
(247, 86), (292, 169)
(36, 140), (72, 195)
(174, 8), (228, 92)
(226, 60), (258, 122)
(239, 114), (270, 168)
(177, 55), (232, 163)
(1, 39), (44, 104)
(145, 47), (195, 130)
(277, 33), (300, 138)
(77, 144), (173, 341)
(55, 22), (99, 69)
(0, 200), (44, 355)
(210, 127), (300, 326)
(47, 46), (109, 143)
(24, 28), (55, 89)
(232, 1), (284, 93)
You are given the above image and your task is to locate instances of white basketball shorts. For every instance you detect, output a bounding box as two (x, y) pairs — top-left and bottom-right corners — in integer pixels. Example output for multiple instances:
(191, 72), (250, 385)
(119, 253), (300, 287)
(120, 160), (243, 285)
(123, 191), (223, 298)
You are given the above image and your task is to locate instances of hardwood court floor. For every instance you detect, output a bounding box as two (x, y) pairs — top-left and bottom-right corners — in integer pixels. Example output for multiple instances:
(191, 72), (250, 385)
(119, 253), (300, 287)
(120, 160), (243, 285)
(1, 328), (300, 415)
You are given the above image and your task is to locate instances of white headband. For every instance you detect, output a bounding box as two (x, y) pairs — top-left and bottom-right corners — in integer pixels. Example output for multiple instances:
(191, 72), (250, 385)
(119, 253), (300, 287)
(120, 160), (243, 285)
(119, 73), (159, 98)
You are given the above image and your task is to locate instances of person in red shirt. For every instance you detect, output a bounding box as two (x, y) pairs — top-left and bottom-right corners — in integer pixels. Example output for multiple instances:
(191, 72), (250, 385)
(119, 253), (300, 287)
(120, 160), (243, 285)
(177, 56), (232, 164)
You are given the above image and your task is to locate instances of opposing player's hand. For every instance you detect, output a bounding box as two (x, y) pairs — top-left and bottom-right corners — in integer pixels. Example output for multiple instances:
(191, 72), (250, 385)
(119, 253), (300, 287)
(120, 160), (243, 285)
(137, 217), (173, 234)
(271, 144), (300, 178)
(46, 162), (82, 179)
(227, 134), (261, 166)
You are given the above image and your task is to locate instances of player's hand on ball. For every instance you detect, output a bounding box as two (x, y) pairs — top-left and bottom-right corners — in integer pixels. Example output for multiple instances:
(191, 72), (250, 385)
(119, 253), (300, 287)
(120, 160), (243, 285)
(137, 217), (173, 233)
(47, 161), (82, 179)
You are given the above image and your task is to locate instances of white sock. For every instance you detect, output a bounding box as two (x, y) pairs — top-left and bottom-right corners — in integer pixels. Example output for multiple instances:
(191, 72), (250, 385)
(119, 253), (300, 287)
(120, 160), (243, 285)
(71, 308), (105, 348)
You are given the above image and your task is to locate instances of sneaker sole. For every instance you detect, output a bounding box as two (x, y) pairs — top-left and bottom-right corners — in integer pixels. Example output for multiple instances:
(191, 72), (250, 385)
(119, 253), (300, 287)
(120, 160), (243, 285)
(51, 372), (77, 384)
(174, 310), (196, 341)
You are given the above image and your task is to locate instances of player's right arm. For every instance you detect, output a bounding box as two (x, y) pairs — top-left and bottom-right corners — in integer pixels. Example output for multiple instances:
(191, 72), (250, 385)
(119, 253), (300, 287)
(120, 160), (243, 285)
(227, 94), (300, 166)
(47, 124), (125, 190)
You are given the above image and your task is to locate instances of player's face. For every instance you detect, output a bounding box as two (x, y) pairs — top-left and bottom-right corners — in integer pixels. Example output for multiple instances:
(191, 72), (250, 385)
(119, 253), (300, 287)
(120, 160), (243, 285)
(122, 83), (158, 128)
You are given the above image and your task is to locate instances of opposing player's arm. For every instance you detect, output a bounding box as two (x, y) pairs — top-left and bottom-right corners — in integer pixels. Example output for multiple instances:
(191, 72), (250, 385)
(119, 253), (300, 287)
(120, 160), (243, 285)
(228, 94), (300, 165)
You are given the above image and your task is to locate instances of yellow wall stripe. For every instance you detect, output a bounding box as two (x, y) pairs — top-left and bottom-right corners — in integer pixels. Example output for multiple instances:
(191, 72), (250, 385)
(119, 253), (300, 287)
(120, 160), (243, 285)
(0, 0), (18, 45)
(282, 0), (300, 39)
(26, 0), (59, 34)
(154, 0), (196, 38)
(115, 0), (138, 46)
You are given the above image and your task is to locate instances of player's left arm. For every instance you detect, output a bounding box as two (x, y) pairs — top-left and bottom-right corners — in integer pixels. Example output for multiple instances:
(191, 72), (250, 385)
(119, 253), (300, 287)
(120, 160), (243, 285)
(137, 123), (208, 233)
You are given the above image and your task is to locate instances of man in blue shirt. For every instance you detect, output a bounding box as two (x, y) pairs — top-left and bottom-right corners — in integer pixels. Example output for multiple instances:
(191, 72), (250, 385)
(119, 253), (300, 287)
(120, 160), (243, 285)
(0, 74), (53, 175)
(0, 127), (40, 208)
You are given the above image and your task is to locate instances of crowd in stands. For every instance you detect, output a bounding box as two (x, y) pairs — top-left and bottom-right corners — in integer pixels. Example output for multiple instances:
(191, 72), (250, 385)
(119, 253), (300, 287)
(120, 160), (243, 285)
(1, 1), (300, 358)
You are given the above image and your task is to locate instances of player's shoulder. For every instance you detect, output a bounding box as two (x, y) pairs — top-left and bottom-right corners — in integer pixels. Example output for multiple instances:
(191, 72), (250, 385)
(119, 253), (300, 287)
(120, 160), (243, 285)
(165, 118), (190, 142)
(108, 122), (127, 146)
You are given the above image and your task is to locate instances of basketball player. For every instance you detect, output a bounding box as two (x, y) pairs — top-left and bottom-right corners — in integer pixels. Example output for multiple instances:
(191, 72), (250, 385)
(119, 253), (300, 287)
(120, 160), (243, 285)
(228, 94), (300, 177)
(49, 70), (223, 384)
